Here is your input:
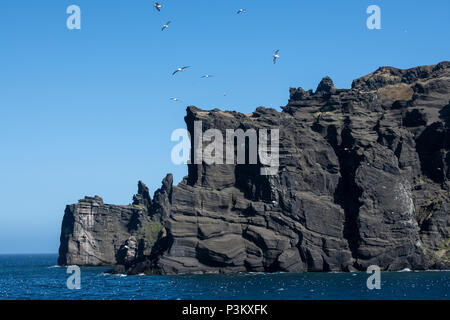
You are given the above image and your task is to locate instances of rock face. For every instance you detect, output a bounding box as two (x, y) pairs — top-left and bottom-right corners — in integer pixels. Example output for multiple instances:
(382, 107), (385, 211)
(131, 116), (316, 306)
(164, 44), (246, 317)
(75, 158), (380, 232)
(57, 188), (165, 266)
(58, 62), (450, 274)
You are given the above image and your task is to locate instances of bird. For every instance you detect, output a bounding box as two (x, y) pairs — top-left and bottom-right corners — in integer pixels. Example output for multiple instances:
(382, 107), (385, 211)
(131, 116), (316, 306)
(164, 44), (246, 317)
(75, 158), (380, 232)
(172, 66), (191, 75)
(154, 2), (162, 11)
(273, 50), (280, 64)
(237, 9), (246, 14)
(161, 21), (171, 31)
(201, 74), (213, 78)
(170, 98), (181, 102)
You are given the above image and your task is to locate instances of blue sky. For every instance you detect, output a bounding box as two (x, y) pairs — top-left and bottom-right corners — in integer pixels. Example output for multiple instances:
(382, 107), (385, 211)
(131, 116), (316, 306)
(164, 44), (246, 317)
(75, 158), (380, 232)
(0, 0), (449, 253)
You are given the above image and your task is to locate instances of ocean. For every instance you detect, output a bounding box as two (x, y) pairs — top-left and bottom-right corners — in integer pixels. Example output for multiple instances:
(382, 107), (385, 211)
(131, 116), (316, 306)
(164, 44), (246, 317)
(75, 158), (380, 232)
(0, 254), (448, 300)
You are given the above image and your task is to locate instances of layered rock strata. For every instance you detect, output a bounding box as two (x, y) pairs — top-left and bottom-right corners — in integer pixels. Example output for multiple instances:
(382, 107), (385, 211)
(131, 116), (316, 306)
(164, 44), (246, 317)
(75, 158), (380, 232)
(58, 62), (450, 274)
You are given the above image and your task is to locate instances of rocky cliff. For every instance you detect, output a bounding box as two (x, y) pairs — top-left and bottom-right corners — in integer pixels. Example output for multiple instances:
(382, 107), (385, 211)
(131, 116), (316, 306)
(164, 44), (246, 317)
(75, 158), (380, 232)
(58, 62), (450, 274)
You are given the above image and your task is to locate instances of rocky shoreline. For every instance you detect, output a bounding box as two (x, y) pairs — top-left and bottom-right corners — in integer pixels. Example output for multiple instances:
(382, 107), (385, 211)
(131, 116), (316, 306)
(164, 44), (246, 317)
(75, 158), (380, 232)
(58, 62), (450, 275)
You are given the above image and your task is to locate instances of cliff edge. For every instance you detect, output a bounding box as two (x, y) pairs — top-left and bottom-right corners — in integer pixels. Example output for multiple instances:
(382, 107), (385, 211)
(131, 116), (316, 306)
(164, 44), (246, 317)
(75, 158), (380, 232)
(58, 62), (450, 274)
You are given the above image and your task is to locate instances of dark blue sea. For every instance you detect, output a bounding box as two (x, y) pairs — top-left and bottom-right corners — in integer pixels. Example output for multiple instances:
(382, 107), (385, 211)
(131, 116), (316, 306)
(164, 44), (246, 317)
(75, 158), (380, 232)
(0, 254), (448, 300)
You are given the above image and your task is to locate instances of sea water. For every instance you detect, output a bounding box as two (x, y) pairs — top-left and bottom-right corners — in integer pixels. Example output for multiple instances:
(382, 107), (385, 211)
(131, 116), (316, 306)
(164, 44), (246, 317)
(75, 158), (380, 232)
(0, 254), (448, 300)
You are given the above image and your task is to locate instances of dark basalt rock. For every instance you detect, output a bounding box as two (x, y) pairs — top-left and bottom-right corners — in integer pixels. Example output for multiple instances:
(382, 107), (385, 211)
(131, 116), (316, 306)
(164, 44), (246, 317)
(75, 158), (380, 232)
(316, 76), (336, 94)
(58, 62), (450, 274)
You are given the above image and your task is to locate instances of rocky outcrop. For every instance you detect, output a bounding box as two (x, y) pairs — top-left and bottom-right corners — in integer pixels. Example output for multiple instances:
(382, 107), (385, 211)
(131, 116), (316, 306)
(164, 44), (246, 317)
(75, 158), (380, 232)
(58, 62), (450, 274)
(57, 187), (165, 266)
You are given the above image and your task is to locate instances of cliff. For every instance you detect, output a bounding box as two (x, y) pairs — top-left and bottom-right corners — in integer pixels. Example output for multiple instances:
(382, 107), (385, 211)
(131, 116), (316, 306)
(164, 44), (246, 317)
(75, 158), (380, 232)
(58, 62), (450, 274)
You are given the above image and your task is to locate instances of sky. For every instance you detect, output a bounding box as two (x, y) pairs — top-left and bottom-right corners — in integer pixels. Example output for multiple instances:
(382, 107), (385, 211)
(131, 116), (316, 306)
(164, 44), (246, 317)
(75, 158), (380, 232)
(0, 0), (449, 253)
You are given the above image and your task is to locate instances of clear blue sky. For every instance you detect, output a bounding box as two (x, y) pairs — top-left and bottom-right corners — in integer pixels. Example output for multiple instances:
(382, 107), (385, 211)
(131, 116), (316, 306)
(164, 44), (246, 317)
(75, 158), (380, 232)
(0, 0), (449, 253)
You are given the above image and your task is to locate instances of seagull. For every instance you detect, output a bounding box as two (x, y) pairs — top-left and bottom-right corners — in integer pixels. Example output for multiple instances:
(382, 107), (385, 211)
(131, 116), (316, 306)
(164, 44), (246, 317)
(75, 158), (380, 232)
(154, 2), (162, 12)
(161, 21), (171, 31)
(201, 74), (213, 78)
(237, 9), (246, 14)
(170, 98), (181, 102)
(273, 50), (280, 64)
(172, 66), (190, 75)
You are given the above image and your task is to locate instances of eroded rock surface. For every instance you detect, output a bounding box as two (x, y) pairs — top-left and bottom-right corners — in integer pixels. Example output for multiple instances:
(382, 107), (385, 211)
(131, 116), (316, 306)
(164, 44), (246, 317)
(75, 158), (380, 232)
(58, 62), (450, 273)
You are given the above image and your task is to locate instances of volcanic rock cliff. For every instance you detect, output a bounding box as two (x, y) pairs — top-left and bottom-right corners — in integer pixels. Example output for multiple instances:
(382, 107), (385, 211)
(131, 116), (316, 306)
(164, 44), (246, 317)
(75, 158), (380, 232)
(58, 62), (450, 274)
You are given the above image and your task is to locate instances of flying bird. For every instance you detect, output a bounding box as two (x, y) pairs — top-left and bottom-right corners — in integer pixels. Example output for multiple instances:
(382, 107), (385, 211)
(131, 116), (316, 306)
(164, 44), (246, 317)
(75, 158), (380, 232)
(154, 2), (163, 11)
(162, 21), (171, 31)
(201, 74), (213, 78)
(237, 9), (246, 14)
(172, 66), (191, 75)
(273, 50), (280, 64)
(170, 98), (181, 102)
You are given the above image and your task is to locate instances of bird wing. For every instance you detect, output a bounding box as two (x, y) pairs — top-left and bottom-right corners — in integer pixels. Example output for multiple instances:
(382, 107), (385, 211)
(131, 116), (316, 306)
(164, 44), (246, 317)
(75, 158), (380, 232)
(275, 50), (279, 54)
(172, 70), (179, 75)
(182, 66), (191, 70)
(167, 21), (171, 25)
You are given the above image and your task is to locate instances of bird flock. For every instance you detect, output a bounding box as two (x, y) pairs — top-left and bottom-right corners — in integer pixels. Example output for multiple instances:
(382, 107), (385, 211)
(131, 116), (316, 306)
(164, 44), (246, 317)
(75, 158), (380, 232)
(153, 3), (280, 102)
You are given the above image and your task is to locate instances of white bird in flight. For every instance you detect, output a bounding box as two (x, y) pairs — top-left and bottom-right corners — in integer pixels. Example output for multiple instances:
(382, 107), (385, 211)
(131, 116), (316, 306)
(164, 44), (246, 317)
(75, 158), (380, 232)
(273, 50), (280, 64)
(201, 74), (213, 78)
(170, 98), (181, 102)
(162, 21), (171, 31)
(237, 9), (246, 14)
(154, 2), (163, 12)
(172, 66), (191, 75)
